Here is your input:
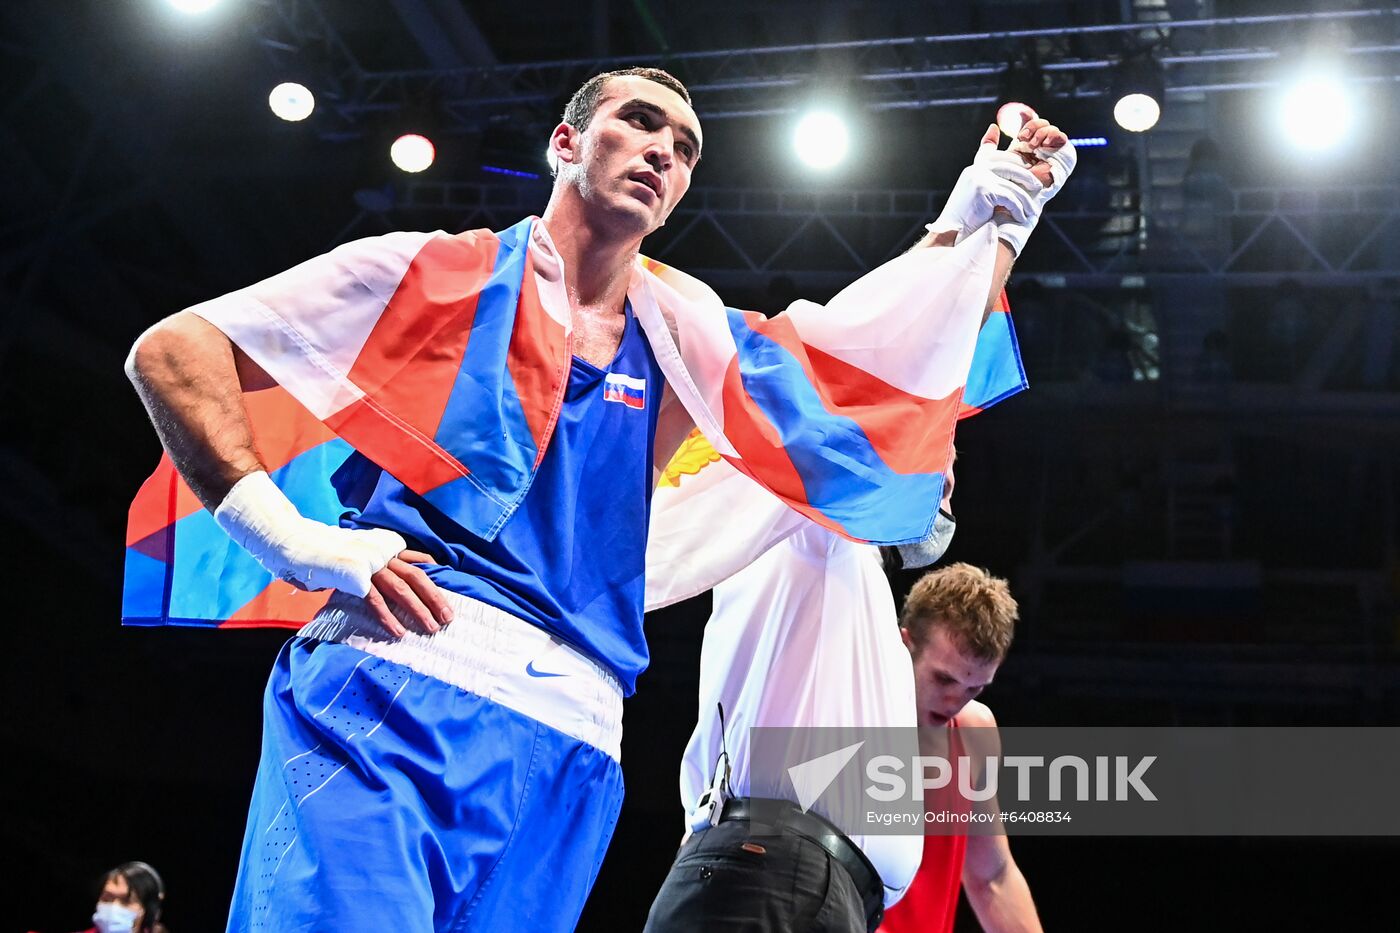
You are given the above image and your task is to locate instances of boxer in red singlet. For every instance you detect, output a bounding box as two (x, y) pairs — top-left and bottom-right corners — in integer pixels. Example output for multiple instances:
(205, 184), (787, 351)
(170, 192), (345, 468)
(879, 564), (1042, 933)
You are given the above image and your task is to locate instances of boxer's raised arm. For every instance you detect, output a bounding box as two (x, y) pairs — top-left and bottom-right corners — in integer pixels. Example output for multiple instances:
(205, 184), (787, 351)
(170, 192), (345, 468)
(911, 228), (1017, 326)
(911, 118), (1073, 322)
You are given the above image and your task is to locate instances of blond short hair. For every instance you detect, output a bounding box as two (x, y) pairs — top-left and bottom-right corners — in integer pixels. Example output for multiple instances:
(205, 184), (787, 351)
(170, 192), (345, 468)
(899, 563), (1018, 663)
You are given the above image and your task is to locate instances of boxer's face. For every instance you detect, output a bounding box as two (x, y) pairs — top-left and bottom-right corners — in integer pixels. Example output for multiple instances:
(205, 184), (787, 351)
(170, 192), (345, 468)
(903, 625), (1000, 729)
(551, 76), (702, 236)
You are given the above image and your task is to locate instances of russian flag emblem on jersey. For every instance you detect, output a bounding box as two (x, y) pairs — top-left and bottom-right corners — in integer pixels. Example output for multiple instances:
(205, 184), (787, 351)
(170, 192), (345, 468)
(603, 372), (646, 409)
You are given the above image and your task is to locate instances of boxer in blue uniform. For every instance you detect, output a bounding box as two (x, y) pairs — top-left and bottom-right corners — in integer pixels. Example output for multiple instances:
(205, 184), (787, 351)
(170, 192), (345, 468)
(225, 294), (662, 931)
(129, 69), (695, 933)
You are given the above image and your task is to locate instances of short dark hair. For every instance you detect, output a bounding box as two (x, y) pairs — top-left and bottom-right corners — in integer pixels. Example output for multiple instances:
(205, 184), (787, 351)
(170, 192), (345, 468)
(561, 67), (691, 132)
(900, 563), (1018, 663)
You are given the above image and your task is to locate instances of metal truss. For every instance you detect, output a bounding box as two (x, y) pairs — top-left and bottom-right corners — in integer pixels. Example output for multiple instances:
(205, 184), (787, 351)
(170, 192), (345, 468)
(254, 5), (1400, 130)
(1039, 185), (1400, 286)
(249, 0), (370, 134)
(367, 179), (1400, 289)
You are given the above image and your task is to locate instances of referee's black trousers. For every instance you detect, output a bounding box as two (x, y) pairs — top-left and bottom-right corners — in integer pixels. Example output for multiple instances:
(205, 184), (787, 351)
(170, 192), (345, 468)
(643, 818), (866, 933)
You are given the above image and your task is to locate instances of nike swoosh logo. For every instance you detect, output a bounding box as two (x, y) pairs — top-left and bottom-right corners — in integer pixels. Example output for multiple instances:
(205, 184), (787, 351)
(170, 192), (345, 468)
(526, 660), (566, 679)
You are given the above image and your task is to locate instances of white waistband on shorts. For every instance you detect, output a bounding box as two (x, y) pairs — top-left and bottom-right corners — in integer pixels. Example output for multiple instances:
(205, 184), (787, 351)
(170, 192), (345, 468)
(299, 589), (625, 763)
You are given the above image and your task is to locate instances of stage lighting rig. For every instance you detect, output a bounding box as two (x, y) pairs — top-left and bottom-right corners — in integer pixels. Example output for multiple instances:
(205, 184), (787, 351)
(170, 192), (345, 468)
(1112, 54), (1165, 132)
(268, 82), (315, 122)
(792, 109), (851, 171)
(1278, 72), (1355, 153)
(385, 96), (445, 174)
(391, 134), (436, 173)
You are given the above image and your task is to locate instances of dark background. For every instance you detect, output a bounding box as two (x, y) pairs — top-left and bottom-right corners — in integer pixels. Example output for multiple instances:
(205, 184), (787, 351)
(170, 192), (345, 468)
(5, 1), (1399, 930)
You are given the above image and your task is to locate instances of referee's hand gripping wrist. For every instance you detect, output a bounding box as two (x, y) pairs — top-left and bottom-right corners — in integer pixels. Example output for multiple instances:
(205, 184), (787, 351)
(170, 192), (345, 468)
(214, 471), (453, 636)
(989, 118), (1078, 256)
(927, 124), (1041, 244)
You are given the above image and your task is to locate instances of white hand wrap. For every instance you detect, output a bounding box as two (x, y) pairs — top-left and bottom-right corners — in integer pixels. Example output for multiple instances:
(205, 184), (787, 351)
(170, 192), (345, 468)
(926, 130), (1044, 242)
(986, 138), (1078, 256)
(928, 134), (1078, 257)
(214, 471), (406, 598)
(925, 162), (1039, 243)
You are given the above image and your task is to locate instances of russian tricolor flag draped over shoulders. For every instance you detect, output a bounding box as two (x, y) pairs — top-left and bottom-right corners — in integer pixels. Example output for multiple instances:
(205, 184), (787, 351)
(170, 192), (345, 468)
(123, 217), (1023, 629)
(644, 284), (1026, 613)
(633, 221), (1016, 546)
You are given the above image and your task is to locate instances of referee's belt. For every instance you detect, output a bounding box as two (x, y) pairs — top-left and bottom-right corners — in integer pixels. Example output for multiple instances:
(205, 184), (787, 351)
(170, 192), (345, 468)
(719, 796), (885, 931)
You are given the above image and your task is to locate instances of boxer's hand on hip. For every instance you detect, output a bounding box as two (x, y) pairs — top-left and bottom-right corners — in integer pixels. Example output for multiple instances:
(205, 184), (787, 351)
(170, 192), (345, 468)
(214, 471), (451, 636)
(362, 549), (455, 638)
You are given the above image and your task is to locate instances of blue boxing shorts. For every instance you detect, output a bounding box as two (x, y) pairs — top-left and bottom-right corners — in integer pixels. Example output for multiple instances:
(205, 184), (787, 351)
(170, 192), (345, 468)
(227, 590), (626, 932)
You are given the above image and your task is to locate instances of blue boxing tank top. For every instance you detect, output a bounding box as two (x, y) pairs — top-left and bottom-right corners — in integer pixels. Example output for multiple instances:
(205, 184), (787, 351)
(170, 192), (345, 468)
(334, 299), (664, 694)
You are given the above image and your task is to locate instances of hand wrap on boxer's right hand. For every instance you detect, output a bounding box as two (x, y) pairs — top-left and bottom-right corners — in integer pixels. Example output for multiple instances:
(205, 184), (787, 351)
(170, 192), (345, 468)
(214, 471), (406, 598)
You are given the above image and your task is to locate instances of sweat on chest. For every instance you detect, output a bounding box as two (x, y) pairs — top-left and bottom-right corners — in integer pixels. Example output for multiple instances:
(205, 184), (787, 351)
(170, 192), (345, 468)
(570, 308), (629, 368)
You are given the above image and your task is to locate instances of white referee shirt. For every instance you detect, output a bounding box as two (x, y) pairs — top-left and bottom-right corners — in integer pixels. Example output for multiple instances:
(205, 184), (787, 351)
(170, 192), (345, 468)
(675, 522), (924, 907)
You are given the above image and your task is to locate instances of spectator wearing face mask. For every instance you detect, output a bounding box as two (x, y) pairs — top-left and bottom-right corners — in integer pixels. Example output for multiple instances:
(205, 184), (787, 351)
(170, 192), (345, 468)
(81, 862), (167, 933)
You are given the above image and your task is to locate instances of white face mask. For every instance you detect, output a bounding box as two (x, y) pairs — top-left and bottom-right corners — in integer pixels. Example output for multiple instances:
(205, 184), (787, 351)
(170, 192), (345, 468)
(93, 902), (140, 933)
(885, 508), (957, 570)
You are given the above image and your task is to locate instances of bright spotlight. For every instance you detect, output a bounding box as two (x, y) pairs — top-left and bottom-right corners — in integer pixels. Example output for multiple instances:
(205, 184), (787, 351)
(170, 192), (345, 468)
(1111, 53), (1164, 133)
(1280, 75), (1354, 151)
(793, 111), (850, 171)
(1114, 93), (1161, 133)
(391, 134), (436, 173)
(996, 102), (1037, 138)
(167, 0), (221, 12)
(268, 83), (315, 122)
